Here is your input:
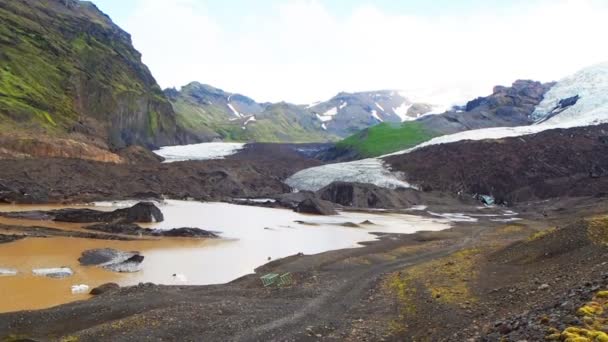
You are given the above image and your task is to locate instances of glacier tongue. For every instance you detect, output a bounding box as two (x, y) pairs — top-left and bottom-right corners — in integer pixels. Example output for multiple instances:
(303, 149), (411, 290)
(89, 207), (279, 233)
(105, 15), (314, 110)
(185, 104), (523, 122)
(532, 62), (608, 123)
(285, 158), (414, 192)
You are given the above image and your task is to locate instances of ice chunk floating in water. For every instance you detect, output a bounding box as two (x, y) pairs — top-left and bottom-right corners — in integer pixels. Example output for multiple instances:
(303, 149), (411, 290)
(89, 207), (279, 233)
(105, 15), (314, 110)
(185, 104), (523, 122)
(33, 267), (74, 278)
(0, 268), (17, 276)
(154, 142), (245, 162)
(71, 284), (90, 294)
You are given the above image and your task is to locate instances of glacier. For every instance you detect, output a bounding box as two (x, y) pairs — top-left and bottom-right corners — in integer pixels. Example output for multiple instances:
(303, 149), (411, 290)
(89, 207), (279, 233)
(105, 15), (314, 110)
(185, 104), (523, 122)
(154, 142), (245, 162)
(287, 62), (608, 192)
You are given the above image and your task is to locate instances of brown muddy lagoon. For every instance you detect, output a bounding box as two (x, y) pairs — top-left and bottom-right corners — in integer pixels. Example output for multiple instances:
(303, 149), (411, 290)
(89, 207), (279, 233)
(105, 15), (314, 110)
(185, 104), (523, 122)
(0, 200), (451, 313)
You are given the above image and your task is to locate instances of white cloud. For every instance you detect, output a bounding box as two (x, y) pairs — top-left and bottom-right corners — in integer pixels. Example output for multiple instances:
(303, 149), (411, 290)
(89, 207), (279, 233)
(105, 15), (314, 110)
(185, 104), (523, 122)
(123, 0), (608, 105)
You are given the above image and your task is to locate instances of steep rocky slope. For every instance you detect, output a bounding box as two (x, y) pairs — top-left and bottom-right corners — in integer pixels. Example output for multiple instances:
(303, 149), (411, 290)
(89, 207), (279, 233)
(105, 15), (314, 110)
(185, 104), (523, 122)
(0, 0), (188, 161)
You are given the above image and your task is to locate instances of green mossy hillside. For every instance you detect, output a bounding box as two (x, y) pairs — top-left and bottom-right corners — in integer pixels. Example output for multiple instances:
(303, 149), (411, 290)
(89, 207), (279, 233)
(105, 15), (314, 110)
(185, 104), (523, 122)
(335, 121), (437, 158)
(0, 0), (182, 149)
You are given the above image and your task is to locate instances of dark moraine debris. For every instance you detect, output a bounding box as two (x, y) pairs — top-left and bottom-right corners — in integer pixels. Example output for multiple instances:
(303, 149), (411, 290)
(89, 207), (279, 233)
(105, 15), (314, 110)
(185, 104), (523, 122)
(154, 227), (218, 238)
(316, 181), (420, 209)
(85, 223), (153, 235)
(90, 283), (120, 296)
(0, 234), (25, 244)
(54, 202), (164, 223)
(295, 198), (338, 216)
(85, 223), (218, 238)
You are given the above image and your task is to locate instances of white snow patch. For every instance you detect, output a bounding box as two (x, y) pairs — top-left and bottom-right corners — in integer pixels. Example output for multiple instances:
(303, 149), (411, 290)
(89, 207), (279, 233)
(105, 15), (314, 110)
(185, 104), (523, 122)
(393, 102), (413, 122)
(316, 113), (333, 122)
(244, 116), (256, 125)
(286, 158), (414, 192)
(323, 107), (338, 116)
(371, 110), (383, 122)
(375, 102), (385, 112)
(321, 123), (327, 130)
(427, 212), (478, 222)
(491, 218), (522, 223)
(339, 102), (348, 110)
(227, 103), (242, 118)
(154, 142), (245, 162)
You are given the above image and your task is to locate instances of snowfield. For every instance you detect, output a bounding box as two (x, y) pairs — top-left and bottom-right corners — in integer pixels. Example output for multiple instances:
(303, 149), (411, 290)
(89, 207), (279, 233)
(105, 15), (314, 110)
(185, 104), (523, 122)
(287, 62), (608, 191)
(154, 142), (245, 162)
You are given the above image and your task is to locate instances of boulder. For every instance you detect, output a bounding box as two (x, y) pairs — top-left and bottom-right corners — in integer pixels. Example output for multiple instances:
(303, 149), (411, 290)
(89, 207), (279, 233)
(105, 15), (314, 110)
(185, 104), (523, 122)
(295, 198), (337, 215)
(90, 283), (120, 295)
(79, 248), (144, 273)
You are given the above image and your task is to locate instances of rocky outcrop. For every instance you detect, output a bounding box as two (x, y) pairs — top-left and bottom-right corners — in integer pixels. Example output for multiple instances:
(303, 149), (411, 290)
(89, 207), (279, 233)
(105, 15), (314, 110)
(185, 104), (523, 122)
(3, 202), (164, 223)
(418, 80), (555, 136)
(85, 223), (218, 238)
(295, 198), (337, 215)
(53, 202), (164, 223)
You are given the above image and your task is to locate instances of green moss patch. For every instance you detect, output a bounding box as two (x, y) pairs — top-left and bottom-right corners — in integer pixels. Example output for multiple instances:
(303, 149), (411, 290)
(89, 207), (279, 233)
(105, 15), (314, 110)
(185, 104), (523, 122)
(336, 121), (437, 158)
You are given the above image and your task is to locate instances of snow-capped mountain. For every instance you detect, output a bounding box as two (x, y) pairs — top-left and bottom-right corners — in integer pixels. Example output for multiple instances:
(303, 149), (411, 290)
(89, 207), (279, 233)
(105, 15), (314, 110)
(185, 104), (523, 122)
(307, 90), (434, 136)
(166, 84), (436, 141)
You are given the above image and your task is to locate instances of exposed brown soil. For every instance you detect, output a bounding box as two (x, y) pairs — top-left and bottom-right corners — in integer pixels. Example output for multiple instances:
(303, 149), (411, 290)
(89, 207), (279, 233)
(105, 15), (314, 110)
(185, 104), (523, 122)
(2, 197), (608, 341)
(385, 124), (608, 204)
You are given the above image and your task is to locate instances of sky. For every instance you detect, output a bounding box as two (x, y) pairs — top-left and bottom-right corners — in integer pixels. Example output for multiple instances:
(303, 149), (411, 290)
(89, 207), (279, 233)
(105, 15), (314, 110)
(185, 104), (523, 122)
(93, 0), (608, 105)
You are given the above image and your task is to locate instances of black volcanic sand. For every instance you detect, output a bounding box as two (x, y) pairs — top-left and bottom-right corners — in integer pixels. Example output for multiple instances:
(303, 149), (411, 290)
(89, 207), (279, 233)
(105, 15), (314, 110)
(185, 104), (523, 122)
(0, 143), (323, 204)
(2, 197), (608, 341)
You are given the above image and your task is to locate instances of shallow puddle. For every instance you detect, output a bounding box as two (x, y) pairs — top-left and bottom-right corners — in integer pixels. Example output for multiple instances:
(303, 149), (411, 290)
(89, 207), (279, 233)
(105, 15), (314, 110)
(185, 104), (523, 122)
(0, 200), (450, 313)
